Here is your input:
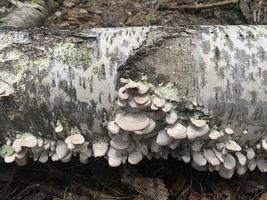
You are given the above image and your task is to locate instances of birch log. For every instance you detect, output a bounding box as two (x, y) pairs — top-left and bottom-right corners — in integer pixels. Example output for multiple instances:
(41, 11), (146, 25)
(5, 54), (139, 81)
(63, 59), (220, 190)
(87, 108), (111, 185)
(0, 26), (267, 178)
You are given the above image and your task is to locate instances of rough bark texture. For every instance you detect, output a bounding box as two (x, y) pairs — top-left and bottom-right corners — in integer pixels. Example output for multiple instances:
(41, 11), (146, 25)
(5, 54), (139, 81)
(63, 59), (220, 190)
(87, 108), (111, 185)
(0, 26), (267, 177)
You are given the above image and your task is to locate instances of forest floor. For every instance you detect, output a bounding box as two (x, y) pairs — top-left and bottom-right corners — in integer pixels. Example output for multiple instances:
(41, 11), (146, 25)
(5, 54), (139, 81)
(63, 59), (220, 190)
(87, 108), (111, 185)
(0, 0), (267, 200)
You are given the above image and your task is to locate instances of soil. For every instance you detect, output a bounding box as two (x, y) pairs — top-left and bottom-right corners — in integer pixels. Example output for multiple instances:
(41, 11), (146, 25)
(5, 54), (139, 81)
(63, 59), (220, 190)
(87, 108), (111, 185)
(0, 0), (267, 199)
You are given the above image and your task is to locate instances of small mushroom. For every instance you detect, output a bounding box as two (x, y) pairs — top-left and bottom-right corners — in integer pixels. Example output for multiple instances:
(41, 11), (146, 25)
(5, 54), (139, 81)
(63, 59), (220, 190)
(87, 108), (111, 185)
(203, 149), (220, 166)
(209, 130), (223, 140)
(134, 119), (156, 135)
(151, 104), (159, 110)
(108, 156), (122, 167)
(92, 141), (109, 157)
(168, 139), (180, 150)
(225, 128), (234, 135)
(162, 102), (172, 113)
(70, 134), (85, 145)
(137, 82), (149, 94)
(237, 164), (247, 175)
(186, 124), (209, 140)
(235, 152), (247, 165)
(192, 151), (207, 167)
(156, 130), (172, 146)
(4, 154), (16, 163)
(166, 110), (178, 125)
(245, 148), (255, 160)
(181, 152), (191, 163)
(152, 97), (166, 108)
(247, 158), (257, 171)
(134, 94), (149, 105)
(55, 141), (69, 160)
(39, 151), (49, 163)
(115, 113), (150, 132)
(110, 134), (130, 150)
(128, 150), (143, 165)
(55, 121), (63, 133)
(223, 154), (236, 170)
(190, 117), (207, 128)
(20, 133), (37, 148)
(118, 87), (129, 100)
(216, 143), (225, 151)
(262, 138), (267, 151)
(212, 148), (224, 163)
(191, 160), (208, 171)
(225, 140), (241, 151)
(167, 123), (187, 139)
(257, 159), (267, 172)
(12, 139), (22, 153)
(218, 167), (235, 179)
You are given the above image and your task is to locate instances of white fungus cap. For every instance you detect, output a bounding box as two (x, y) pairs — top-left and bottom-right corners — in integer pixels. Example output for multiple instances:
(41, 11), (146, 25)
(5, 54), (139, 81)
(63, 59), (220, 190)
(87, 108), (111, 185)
(209, 130), (223, 140)
(69, 134), (85, 145)
(235, 152), (247, 165)
(12, 139), (22, 153)
(181, 152), (191, 163)
(262, 138), (267, 151)
(15, 148), (28, 159)
(134, 119), (156, 135)
(4, 154), (16, 163)
(192, 151), (207, 167)
(107, 121), (120, 134)
(108, 156), (122, 167)
(110, 134), (130, 151)
(247, 158), (257, 171)
(191, 160), (207, 171)
(92, 141), (109, 157)
(212, 148), (224, 163)
(225, 128), (234, 135)
(162, 102), (172, 113)
(55, 122), (63, 133)
(236, 164), (247, 175)
(168, 139), (180, 150)
(19, 133), (37, 148)
(245, 148), (255, 160)
(218, 167), (235, 179)
(152, 97), (166, 108)
(191, 140), (203, 152)
(39, 151), (49, 163)
(156, 130), (172, 146)
(166, 110), (178, 125)
(118, 87), (130, 100)
(203, 149), (220, 166)
(186, 124), (209, 140)
(115, 112), (149, 132)
(167, 123), (187, 139)
(225, 140), (242, 151)
(134, 94), (149, 105)
(223, 154), (236, 170)
(128, 150), (143, 165)
(61, 152), (72, 163)
(55, 141), (69, 160)
(137, 82), (149, 94)
(257, 159), (267, 172)
(190, 117), (207, 128)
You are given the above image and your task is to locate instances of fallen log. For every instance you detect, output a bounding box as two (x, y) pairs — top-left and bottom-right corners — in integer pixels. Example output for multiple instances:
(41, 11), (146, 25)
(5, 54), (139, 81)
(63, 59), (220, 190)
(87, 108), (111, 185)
(0, 26), (267, 178)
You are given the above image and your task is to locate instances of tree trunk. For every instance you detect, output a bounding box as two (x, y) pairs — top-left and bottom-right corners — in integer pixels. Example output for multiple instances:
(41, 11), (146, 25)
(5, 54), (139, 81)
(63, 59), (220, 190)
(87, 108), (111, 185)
(0, 26), (266, 178)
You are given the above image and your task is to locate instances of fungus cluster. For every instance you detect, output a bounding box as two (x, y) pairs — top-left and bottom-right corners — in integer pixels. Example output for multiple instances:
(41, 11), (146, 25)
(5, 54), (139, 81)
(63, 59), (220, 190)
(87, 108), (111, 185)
(0, 77), (266, 179)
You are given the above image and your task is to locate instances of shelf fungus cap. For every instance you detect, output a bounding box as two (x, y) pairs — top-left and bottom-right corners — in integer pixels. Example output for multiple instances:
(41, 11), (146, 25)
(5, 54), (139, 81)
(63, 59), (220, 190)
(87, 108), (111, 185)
(128, 150), (143, 165)
(225, 128), (234, 135)
(156, 130), (172, 146)
(248, 158), (257, 171)
(134, 119), (156, 135)
(162, 102), (172, 113)
(225, 140), (241, 151)
(20, 133), (37, 148)
(203, 149), (220, 166)
(209, 130), (223, 140)
(182, 152), (191, 163)
(223, 154), (236, 170)
(257, 159), (267, 172)
(55, 122), (63, 133)
(192, 151), (207, 167)
(110, 134), (130, 150)
(218, 167), (235, 179)
(245, 148), (255, 160)
(167, 123), (187, 139)
(92, 141), (109, 157)
(137, 82), (149, 94)
(108, 156), (122, 167)
(134, 94), (149, 105)
(70, 134), (85, 145)
(262, 138), (267, 151)
(12, 139), (22, 153)
(117, 98), (127, 107)
(38, 151), (49, 163)
(235, 152), (247, 165)
(190, 117), (207, 128)
(166, 110), (178, 125)
(108, 121), (120, 134)
(186, 124), (209, 140)
(4, 154), (16, 163)
(152, 97), (166, 108)
(118, 87), (130, 100)
(237, 164), (247, 175)
(115, 112), (150, 132)
(55, 141), (69, 160)
(212, 148), (224, 163)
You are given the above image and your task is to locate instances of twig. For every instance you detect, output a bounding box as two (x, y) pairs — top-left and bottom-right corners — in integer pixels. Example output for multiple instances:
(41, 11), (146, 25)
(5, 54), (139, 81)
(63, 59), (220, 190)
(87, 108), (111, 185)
(159, 0), (239, 11)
